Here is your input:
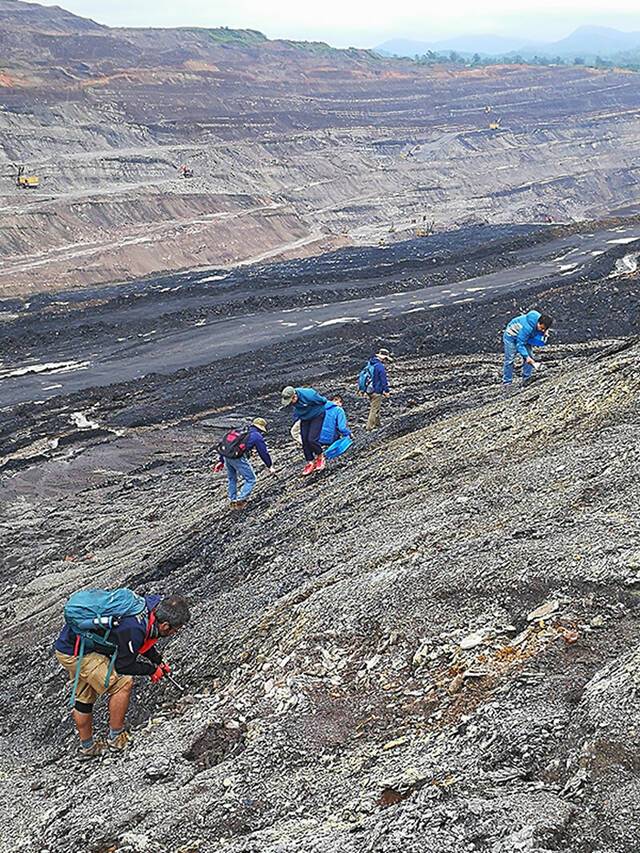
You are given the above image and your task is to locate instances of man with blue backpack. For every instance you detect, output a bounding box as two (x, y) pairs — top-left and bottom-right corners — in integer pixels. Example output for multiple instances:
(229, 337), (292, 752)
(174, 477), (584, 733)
(358, 348), (392, 431)
(502, 310), (553, 390)
(55, 589), (190, 758)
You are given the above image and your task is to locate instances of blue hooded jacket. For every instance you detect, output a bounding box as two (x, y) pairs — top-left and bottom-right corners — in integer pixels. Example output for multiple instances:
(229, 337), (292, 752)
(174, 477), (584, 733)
(320, 402), (352, 445)
(367, 356), (390, 394)
(292, 387), (328, 421)
(504, 310), (542, 358)
(530, 330), (547, 348)
(55, 594), (163, 676)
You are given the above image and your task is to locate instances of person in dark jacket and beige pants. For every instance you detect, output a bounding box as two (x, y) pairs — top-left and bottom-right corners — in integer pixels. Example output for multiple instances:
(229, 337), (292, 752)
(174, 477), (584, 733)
(364, 348), (392, 430)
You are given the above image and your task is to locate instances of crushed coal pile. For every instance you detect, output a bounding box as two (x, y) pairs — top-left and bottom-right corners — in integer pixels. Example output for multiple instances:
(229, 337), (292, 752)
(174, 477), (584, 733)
(1, 217), (640, 852)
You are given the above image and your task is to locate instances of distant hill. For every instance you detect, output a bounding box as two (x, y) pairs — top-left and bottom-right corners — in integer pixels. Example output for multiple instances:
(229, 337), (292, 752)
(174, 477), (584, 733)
(377, 34), (532, 58)
(377, 25), (640, 60)
(547, 25), (640, 57)
(0, 0), (103, 31)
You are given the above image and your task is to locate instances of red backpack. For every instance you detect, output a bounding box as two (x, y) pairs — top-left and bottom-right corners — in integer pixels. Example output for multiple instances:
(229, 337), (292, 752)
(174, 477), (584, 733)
(217, 428), (249, 459)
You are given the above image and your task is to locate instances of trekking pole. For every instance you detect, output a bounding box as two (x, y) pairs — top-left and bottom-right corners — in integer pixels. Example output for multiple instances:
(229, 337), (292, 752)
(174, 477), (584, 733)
(167, 673), (186, 693)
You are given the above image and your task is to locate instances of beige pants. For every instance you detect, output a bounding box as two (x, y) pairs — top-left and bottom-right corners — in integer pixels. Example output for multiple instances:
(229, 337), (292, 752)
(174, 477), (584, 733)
(367, 393), (383, 430)
(56, 650), (132, 705)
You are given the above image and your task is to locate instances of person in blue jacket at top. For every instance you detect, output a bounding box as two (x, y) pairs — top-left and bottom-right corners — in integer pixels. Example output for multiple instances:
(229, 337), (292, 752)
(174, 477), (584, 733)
(502, 310), (553, 390)
(320, 394), (352, 447)
(362, 348), (392, 430)
(281, 385), (328, 475)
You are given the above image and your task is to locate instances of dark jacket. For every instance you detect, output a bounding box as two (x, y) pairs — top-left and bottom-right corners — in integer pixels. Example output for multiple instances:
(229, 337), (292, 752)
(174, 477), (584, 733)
(244, 426), (272, 467)
(368, 357), (390, 394)
(54, 594), (162, 676)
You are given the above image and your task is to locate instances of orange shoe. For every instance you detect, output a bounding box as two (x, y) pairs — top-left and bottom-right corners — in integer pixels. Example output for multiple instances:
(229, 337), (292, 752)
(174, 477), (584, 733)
(302, 462), (315, 476)
(314, 454), (326, 472)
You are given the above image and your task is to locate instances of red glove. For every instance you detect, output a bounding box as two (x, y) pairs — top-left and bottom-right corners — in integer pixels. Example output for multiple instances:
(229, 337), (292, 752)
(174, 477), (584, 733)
(151, 662), (170, 684)
(213, 462), (224, 473)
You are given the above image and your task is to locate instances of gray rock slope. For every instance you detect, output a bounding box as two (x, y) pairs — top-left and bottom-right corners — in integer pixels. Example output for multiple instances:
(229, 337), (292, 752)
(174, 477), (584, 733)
(1, 332), (640, 852)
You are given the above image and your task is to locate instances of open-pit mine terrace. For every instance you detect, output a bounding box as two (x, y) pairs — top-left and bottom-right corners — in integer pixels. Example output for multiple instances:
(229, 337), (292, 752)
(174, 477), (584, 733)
(3, 0), (640, 292)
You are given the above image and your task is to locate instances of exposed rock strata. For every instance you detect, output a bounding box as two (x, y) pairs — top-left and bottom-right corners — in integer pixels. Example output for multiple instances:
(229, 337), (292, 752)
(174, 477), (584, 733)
(3, 1), (640, 292)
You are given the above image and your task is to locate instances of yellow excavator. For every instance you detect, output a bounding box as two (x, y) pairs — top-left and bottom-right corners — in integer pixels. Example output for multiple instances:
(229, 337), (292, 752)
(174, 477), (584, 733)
(14, 164), (40, 189)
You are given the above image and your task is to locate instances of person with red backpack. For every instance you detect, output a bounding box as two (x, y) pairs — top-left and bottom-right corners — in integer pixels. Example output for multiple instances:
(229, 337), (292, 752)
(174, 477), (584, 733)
(213, 417), (275, 509)
(54, 591), (190, 758)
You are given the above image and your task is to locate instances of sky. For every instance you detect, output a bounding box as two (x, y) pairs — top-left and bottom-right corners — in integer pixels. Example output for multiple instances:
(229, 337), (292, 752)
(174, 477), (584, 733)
(29, 0), (640, 47)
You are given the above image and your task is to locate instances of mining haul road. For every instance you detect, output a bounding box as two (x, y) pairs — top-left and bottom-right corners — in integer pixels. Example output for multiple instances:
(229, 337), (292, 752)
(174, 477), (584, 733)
(1, 222), (639, 408)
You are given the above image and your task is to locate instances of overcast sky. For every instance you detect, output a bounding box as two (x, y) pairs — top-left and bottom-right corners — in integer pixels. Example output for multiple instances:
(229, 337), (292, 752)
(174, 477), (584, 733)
(30, 0), (640, 46)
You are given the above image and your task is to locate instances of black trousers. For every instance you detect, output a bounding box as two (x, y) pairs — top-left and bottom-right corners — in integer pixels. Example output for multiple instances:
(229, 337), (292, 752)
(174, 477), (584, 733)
(300, 415), (324, 462)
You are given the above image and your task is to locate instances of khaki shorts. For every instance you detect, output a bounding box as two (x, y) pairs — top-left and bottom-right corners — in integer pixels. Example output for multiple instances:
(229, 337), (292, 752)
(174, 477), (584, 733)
(56, 650), (132, 705)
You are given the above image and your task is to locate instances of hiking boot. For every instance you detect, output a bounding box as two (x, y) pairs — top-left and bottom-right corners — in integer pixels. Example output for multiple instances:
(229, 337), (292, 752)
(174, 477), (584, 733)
(314, 454), (326, 472)
(79, 740), (106, 760)
(107, 731), (131, 752)
(301, 462), (315, 476)
(501, 383), (513, 397)
(234, 500), (248, 511)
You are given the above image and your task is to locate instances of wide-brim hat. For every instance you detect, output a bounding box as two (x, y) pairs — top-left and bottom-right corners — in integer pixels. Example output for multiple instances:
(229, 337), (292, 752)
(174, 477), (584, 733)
(280, 386), (296, 408)
(376, 348), (394, 361)
(252, 417), (268, 433)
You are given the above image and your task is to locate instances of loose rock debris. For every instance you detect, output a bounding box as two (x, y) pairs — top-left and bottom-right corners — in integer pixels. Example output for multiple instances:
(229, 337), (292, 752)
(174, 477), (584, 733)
(1, 226), (640, 853)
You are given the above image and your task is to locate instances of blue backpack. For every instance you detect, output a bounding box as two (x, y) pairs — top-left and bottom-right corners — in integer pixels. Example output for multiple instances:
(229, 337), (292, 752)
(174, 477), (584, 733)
(63, 588), (146, 707)
(358, 362), (375, 393)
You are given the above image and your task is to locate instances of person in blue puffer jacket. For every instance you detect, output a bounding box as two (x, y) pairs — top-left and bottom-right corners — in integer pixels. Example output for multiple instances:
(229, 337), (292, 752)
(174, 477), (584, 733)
(320, 395), (352, 446)
(502, 310), (553, 389)
(281, 385), (329, 475)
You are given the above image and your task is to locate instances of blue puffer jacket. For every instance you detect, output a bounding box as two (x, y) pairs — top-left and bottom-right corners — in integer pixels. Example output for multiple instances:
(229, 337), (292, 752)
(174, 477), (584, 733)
(319, 403), (352, 445)
(504, 310), (541, 358)
(292, 387), (328, 421)
(368, 357), (390, 394)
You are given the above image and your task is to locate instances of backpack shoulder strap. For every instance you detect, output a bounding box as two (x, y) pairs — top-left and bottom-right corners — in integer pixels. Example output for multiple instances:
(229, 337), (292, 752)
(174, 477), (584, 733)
(138, 610), (158, 656)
